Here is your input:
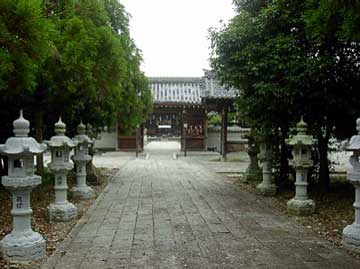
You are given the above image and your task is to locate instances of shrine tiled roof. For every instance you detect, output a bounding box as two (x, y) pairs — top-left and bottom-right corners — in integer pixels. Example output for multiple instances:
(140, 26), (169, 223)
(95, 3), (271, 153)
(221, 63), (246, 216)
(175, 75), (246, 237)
(201, 70), (238, 100)
(149, 77), (202, 105)
(208, 126), (251, 133)
(149, 71), (237, 106)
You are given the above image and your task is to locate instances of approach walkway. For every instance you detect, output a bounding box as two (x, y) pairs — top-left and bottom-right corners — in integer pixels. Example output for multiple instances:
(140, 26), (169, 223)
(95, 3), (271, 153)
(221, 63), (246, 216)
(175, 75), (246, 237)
(43, 146), (360, 268)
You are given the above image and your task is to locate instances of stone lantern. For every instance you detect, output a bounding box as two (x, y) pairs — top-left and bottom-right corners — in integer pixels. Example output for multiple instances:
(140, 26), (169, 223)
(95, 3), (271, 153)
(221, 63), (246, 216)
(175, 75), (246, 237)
(342, 118), (360, 252)
(245, 134), (261, 182)
(0, 111), (47, 263)
(47, 117), (77, 221)
(71, 122), (94, 199)
(256, 142), (277, 196)
(286, 118), (316, 216)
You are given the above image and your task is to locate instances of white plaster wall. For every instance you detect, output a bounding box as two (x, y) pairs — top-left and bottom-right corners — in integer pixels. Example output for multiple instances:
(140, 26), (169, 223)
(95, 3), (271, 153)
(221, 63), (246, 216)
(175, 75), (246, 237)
(207, 131), (246, 152)
(94, 131), (117, 151)
(207, 131), (221, 151)
(93, 128), (248, 152)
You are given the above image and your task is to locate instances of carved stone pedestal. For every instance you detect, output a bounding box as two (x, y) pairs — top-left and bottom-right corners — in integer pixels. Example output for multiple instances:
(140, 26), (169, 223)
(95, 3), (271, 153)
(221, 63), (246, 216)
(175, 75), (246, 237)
(48, 173), (77, 222)
(257, 145), (276, 196)
(72, 160), (94, 199)
(287, 169), (315, 216)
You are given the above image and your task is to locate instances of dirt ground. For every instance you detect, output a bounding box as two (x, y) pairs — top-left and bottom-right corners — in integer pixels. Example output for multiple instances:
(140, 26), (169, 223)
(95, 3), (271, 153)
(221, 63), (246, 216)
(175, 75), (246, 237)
(234, 175), (360, 260)
(0, 167), (118, 269)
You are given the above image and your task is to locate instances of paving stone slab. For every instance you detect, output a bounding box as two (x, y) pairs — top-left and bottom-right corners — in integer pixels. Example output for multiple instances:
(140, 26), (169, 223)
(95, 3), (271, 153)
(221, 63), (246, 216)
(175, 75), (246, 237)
(42, 151), (360, 269)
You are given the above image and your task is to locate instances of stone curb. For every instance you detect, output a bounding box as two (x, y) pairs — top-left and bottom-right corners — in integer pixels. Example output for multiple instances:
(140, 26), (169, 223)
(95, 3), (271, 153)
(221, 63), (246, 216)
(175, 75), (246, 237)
(40, 167), (124, 269)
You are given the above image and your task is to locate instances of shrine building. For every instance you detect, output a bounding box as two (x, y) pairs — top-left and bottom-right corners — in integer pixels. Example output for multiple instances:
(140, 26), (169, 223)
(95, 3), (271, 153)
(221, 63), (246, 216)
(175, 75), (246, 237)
(97, 70), (241, 158)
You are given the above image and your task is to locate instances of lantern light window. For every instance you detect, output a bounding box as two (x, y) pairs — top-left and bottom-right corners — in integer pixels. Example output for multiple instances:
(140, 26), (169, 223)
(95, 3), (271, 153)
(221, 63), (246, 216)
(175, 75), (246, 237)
(14, 159), (23, 168)
(56, 151), (62, 158)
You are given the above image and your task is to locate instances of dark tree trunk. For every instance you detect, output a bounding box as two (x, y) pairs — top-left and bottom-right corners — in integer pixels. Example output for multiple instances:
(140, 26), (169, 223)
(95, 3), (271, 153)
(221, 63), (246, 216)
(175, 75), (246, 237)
(86, 161), (99, 185)
(221, 108), (228, 159)
(279, 127), (289, 183)
(317, 129), (331, 192)
(86, 140), (99, 185)
(272, 126), (289, 186)
(35, 111), (44, 176)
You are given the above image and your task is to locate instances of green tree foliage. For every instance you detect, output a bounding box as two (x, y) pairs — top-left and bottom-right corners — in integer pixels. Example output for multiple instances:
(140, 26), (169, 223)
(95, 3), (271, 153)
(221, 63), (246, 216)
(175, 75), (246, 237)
(104, 0), (130, 35)
(0, 0), (52, 94)
(208, 114), (221, 126)
(40, 0), (151, 133)
(0, 0), (53, 145)
(305, 0), (360, 42)
(211, 0), (306, 183)
(301, 0), (360, 188)
(104, 0), (152, 131)
(1, 0), (150, 133)
(233, 0), (267, 15)
(211, 0), (360, 189)
(0, 0), (151, 176)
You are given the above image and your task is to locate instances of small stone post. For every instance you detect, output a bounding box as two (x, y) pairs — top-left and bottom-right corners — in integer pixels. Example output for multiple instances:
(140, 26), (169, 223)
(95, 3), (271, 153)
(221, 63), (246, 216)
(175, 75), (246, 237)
(71, 122), (94, 199)
(0, 110), (47, 263)
(286, 118), (316, 216)
(257, 143), (277, 196)
(47, 118), (77, 221)
(245, 135), (261, 182)
(343, 118), (360, 252)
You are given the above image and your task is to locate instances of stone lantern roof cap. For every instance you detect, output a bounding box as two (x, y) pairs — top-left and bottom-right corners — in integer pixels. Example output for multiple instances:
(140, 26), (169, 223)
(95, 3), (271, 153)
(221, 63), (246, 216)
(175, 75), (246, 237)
(345, 118), (360, 151)
(55, 117), (66, 135)
(286, 117), (316, 146)
(48, 117), (76, 148)
(77, 121), (86, 134)
(13, 110), (30, 137)
(296, 117), (308, 133)
(0, 110), (47, 155)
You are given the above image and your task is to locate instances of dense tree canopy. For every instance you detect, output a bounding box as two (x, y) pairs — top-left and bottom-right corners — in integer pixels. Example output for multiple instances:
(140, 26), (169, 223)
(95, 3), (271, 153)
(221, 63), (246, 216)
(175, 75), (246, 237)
(0, 0), (152, 177)
(210, 0), (360, 189)
(0, 0), (52, 94)
(0, 0), (151, 142)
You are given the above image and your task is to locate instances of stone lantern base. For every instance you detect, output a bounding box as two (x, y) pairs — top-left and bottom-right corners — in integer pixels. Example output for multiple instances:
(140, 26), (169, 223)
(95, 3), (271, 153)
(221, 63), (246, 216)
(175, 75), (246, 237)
(287, 198), (315, 216)
(256, 182), (276, 196)
(343, 224), (360, 253)
(0, 230), (46, 264)
(48, 202), (77, 222)
(245, 167), (262, 182)
(71, 185), (94, 199)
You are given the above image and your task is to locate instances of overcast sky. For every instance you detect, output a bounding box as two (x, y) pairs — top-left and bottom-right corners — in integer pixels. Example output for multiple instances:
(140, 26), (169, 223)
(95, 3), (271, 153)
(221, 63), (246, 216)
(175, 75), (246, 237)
(121, 0), (235, 77)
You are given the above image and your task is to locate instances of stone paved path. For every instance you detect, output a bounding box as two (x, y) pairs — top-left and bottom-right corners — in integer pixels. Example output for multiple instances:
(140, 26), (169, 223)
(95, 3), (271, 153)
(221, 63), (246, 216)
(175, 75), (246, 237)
(43, 151), (360, 268)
